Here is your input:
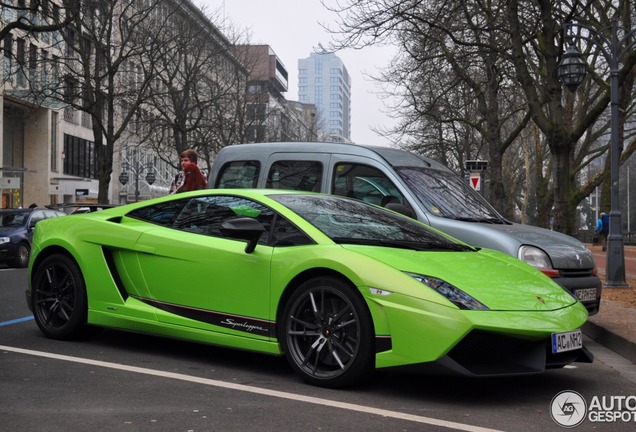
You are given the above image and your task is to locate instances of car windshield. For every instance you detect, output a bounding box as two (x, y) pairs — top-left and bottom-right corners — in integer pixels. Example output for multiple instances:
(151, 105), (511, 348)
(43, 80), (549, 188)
(271, 194), (474, 251)
(395, 167), (506, 223)
(0, 211), (28, 227)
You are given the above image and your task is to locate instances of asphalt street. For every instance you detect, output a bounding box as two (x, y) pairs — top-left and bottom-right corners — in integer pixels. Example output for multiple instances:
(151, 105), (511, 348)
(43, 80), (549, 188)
(2, 265), (635, 432)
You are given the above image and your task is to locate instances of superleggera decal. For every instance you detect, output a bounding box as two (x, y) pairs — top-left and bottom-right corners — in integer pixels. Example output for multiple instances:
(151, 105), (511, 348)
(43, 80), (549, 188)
(136, 297), (275, 337)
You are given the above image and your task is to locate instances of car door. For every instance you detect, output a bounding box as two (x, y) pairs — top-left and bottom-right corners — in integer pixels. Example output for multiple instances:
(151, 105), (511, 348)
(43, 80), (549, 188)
(130, 195), (276, 339)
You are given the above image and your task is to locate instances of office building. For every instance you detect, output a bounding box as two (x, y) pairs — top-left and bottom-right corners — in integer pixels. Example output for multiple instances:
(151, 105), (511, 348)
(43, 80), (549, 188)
(298, 52), (351, 142)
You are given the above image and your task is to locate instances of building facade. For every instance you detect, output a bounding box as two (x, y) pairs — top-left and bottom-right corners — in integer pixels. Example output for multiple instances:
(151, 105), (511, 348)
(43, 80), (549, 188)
(239, 45), (319, 143)
(298, 52), (351, 142)
(0, 0), (245, 208)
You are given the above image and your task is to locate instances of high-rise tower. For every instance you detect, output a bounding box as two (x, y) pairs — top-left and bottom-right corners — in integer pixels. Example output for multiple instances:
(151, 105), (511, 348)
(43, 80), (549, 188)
(298, 52), (351, 142)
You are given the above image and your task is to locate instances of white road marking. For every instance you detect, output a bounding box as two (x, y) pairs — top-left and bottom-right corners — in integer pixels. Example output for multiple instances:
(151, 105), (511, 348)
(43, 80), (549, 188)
(0, 344), (503, 432)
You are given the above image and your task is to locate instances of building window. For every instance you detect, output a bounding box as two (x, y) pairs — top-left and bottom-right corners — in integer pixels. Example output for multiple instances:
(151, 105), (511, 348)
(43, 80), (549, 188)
(29, 43), (37, 69)
(63, 134), (97, 180)
(15, 37), (25, 86)
(3, 33), (13, 79)
(3, 33), (13, 58)
(41, 49), (48, 86)
(248, 84), (262, 94)
(51, 112), (58, 172)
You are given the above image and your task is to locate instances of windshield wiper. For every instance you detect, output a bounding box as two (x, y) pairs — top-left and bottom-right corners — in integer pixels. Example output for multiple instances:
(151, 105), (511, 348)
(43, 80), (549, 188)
(448, 216), (504, 224)
(332, 237), (478, 252)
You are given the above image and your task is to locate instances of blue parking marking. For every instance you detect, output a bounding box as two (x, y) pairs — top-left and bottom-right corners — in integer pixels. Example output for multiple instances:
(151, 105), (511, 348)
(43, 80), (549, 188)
(0, 316), (34, 326)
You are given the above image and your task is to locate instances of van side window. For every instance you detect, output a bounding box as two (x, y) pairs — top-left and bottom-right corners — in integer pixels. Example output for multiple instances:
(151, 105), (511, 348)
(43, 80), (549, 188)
(215, 161), (260, 188)
(267, 161), (323, 192)
(333, 163), (406, 206)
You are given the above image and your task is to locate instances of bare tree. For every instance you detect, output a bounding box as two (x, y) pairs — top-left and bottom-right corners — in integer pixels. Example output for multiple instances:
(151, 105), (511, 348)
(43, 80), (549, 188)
(323, 0), (531, 219)
(23, 0), (173, 203)
(323, 0), (636, 233)
(139, 6), (251, 173)
(0, 0), (72, 41)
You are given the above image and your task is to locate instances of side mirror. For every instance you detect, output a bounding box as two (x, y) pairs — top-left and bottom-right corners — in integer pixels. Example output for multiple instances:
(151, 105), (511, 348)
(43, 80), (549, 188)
(385, 202), (416, 219)
(220, 217), (266, 253)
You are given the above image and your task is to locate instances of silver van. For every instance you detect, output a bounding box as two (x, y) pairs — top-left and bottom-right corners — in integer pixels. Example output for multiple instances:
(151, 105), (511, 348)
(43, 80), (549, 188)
(209, 142), (601, 314)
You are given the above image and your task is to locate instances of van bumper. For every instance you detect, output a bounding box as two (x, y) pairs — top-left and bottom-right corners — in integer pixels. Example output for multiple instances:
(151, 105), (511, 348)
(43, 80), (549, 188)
(552, 275), (602, 315)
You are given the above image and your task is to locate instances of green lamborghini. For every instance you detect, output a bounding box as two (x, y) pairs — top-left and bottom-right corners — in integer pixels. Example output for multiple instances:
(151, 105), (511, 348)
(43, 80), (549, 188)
(26, 189), (592, 387)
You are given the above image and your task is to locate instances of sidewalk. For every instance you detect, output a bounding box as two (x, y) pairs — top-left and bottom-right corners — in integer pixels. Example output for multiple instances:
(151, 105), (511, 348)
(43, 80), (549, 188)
(583, 244), (636, 363)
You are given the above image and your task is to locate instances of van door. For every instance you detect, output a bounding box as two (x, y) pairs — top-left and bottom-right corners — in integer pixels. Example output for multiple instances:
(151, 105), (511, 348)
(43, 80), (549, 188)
(328, 156), (420, 219)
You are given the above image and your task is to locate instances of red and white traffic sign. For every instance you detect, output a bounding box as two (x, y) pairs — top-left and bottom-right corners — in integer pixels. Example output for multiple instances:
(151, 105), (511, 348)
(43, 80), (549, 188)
(469, 173), (481, 191)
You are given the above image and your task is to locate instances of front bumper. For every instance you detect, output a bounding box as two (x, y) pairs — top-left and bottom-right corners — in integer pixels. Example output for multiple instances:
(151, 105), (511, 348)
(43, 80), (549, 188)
(386, 330), (594, 377)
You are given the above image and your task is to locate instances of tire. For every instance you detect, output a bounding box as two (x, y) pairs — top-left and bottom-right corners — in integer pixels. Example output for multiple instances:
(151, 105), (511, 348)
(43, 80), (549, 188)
(31, 254), (88, 340)
(280, 276), (374, 388)
(13, 242), (30, 268)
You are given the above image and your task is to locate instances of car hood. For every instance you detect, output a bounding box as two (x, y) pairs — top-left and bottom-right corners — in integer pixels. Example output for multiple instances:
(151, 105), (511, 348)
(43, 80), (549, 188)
(0, 226), (24, 235)
(488, 222), (595, 269)
(341, 245), (578, 312)
(430, 217), (595, 270)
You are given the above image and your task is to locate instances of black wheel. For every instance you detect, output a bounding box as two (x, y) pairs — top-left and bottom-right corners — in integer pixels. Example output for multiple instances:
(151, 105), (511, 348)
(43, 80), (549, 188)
(280, 276), (374, 388)
(13, 242), (30, 268)
(31, 254), (87, 340)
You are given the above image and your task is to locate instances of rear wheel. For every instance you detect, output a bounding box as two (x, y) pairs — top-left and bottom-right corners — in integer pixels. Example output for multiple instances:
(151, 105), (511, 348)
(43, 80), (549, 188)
(280, 276), (374, 388)
(31, 254), (87, 340)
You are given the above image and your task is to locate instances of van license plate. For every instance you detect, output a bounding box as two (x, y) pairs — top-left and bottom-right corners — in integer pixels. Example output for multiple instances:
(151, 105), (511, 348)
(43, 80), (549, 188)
(551, 329), (583, 353)
(575, 288), (597, 302)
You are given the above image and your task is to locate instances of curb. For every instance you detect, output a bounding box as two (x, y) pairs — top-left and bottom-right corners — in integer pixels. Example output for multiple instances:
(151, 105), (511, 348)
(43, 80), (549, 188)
(583, 321), (636, 363)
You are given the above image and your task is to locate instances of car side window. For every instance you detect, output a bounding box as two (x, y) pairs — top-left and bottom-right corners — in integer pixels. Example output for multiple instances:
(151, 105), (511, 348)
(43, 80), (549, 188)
(128, 200), (188, 227)
(266, 160), (322, 192)
(29, 210), (47, 227)
(332, 163), (407, 206)
(216, 161), (260, 188)
(131, 195), (312, 247)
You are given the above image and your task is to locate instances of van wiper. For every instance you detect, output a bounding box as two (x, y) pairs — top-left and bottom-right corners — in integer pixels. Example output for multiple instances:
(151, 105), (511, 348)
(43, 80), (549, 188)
(448, 216), (504, 224)
(332, 237), (478, 252)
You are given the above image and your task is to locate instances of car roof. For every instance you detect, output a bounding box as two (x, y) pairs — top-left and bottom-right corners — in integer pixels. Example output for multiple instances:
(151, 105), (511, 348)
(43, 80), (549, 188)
(0, 207), (52, 213)
(214, 142), (450, 171)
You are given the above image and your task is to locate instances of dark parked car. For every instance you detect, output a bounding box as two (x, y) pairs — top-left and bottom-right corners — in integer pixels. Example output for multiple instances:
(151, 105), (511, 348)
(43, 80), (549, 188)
(0, 208), (66, 267)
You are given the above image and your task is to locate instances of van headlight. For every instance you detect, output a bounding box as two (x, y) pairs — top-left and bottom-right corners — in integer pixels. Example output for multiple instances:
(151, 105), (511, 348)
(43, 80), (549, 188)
(0, 237), (9, 245)
(405, 272), (489, 310)
(518, 245), (560, 277)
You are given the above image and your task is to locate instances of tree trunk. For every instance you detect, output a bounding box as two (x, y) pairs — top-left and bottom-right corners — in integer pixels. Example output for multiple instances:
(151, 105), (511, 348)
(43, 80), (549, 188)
(551, 146), (577, 234)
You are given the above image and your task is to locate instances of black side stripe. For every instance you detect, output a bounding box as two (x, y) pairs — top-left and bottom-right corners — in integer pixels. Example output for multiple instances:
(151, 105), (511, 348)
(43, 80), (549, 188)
(136, 297), (275, 337)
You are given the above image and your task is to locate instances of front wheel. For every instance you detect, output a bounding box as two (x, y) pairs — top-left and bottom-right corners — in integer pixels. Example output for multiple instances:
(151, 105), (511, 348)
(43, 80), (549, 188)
(280, 277), (374, 388)
(13, 242), (30, 268)
(31, 254), (87, 340)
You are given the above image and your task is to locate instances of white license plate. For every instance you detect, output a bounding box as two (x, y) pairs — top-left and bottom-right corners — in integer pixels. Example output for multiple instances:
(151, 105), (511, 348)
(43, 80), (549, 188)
(551, 329), (583, 354)
(575, 288), (597, 302)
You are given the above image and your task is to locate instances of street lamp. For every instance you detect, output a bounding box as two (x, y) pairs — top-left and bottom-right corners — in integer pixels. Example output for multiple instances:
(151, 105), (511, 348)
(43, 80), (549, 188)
(557, 20), (636, 288)
(118, 161), (156, 202)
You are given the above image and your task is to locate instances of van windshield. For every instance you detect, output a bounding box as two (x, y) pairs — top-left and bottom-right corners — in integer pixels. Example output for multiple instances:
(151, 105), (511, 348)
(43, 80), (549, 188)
(396, 167), (507, 223)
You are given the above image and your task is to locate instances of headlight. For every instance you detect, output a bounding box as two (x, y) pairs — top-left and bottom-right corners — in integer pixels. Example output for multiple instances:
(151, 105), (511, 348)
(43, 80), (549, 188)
(518, 245), (559, 277)
(405, 272), (489, 310)
(0, 237), (9, 245)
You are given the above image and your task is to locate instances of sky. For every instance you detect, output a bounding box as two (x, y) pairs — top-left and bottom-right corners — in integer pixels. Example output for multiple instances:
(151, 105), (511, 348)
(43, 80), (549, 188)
(197, 0), (398, 146)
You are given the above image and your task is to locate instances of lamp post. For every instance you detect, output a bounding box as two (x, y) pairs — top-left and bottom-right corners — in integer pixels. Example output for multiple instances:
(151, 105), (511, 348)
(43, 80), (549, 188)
(557, 20), (635, 288)
(118, 161), (156, 202)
